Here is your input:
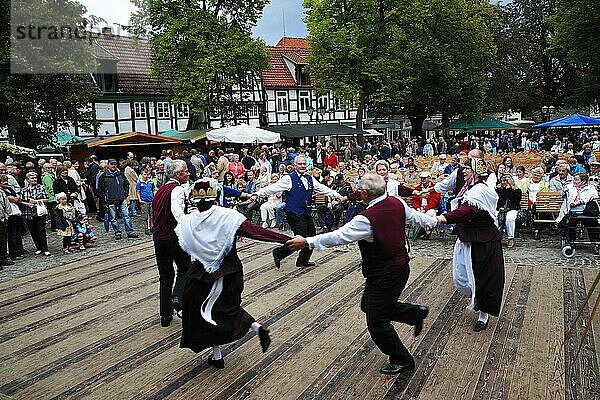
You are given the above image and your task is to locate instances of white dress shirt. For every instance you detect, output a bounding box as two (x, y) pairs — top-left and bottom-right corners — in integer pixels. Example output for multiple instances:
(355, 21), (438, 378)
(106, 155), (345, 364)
(386, 177), (399, 197)
(256, 172), (342, 199)
(169, 179), (188, 222)
(307, 194), (437, 251)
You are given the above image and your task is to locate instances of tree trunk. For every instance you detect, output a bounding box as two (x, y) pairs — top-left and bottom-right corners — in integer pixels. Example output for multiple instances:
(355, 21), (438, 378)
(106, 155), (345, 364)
(186, 113), (199, 131)
(408, 114), (426, 139)
(355, 92), (367, 146)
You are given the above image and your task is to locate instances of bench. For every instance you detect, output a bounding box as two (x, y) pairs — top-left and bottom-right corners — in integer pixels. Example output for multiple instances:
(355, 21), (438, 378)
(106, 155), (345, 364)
(531, 191), (563, 238)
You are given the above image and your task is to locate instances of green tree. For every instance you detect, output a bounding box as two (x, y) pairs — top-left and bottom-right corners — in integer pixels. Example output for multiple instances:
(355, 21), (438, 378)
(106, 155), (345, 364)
(549, 0), (600, 106)
(485, 0), (580, 118)
(0, 0), (100, 148)
(130, 0), (270, 129)
(304, 0), (388, 132)
(382, 0), (497, 137)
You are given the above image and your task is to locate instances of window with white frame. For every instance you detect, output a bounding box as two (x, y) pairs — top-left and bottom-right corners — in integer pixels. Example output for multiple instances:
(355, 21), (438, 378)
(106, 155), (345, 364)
(318, 95), (328, 110)
(299, 91), (310, 112)
(177, 104), (189, 119)
(134, 102), (146, 119)
(157, 102), (170, 118)
(248, 105), (259, 117)
(276, 91), (288, 112)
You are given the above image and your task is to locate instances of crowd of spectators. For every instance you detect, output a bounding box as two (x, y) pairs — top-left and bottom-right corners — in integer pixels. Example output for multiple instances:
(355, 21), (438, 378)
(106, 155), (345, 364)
(1, 126), (599, 269)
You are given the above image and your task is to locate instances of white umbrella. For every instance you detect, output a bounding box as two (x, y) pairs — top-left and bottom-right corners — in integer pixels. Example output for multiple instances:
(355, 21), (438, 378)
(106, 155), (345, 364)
(206, 124), (281, 144)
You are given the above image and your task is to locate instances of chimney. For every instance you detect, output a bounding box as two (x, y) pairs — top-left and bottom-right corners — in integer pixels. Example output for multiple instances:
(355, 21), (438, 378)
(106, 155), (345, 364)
(102, 26), (112, 36)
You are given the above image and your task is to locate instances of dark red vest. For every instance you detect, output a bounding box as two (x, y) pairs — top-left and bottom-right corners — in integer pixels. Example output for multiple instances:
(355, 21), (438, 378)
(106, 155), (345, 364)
(358, 196), (409, 278)
(151, 181), (179, 241)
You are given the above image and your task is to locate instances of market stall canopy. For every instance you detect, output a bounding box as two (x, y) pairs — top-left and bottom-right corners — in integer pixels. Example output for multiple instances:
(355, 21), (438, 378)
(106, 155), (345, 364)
(264, 123), (370, 139)
(531, 113), (600, 129)
(206, 124), (280, 143)
(84, 131), (183, 148)
(159, 129), (208, 143)
(434, 117), (516, 131)
(55, 130), (86, 146)
(0, 142), (36, 157)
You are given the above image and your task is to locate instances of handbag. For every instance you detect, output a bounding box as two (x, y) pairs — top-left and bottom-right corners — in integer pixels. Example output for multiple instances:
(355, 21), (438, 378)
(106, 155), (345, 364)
(36, 202), (48, 217)
(8, 202), (21, 217)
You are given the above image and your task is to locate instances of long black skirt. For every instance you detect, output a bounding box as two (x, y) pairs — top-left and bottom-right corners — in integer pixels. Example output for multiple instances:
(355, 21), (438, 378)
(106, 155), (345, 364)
(180, 271), (255, 353)
(471, 239), (505, 317)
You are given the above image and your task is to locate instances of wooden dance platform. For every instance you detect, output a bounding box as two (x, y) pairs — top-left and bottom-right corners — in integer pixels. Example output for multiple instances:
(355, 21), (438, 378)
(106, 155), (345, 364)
(0, 240), (598, 399)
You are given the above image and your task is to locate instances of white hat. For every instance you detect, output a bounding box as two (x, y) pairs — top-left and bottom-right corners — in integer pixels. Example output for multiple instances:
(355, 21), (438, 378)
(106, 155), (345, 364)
(439, 154), (447, 159)
(420, 171), (431, 178)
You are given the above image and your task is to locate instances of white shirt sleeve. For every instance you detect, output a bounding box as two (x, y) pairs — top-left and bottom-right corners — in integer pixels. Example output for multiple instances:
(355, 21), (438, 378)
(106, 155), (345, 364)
(401, 198), (438, 229)
(171, 185), (186, 222)
(313, 179), (342, 198)
(435, 169), (457, 193)
(257, 175), (292, 197)
(307, 215), (372, 251)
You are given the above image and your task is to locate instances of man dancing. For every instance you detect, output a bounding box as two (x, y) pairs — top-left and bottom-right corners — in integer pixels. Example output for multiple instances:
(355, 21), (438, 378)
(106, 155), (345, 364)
(287, 173), (437, 375)
(253, 155), (346, 268)
(176, 179), (291, 369)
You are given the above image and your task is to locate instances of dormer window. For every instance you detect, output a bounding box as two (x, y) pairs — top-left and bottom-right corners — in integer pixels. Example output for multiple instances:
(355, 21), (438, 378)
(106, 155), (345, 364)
(297, 66), (310, 86)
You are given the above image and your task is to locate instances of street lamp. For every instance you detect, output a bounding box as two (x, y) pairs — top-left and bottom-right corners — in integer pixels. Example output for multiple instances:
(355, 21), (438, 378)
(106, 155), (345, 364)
(318, 106), (326, 123)
(541, 105), (555, 122)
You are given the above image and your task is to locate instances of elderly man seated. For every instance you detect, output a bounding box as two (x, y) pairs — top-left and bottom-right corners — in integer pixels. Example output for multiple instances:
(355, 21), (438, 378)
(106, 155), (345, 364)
(549, 162), (573, 194)
(430, 154), (449, 177)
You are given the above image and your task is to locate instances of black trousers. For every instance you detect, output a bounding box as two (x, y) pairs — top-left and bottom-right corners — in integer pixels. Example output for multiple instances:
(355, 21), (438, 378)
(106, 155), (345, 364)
(0, 220), (7, 262)
(27, 217), (48, 252)
(7, 215), (24, 258)
(273, 211), (316, 266)
(361, 267), (421, 365)
(154, 238), (191, 317)
(47, 201), (57, 230)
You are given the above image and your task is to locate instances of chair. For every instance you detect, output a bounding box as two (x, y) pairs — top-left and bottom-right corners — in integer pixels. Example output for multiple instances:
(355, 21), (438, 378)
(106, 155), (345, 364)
(531, 192), (563, 239)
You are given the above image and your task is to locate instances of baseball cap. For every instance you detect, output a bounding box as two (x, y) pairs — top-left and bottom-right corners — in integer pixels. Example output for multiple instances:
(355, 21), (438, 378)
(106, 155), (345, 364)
(108, 159), (117, 164)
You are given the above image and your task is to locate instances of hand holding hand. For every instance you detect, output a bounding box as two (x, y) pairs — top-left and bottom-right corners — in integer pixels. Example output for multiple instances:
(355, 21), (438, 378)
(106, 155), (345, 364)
(436, 215), (447, 225)
(286, 235), (308, 251)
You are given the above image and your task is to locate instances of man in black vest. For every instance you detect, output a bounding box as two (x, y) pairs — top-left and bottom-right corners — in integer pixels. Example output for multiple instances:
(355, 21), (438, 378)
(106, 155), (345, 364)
(286, 173), (438, 375)
(253, 156), (345, 268)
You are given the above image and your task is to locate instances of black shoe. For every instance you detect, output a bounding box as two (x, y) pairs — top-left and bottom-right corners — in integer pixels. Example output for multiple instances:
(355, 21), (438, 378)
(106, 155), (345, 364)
(414, 306), (429, 337)
(115, 234), (122, 240)
(258, 326), (271, 353)
(379, 361), (415, 375)
(473, 320), (488, 332)
(127, 233), (139, 238)
(208, 355), (225, 369)
(0, 260), (15, 266)
(296, 261), (316, 268)
(272, 249), (283, 269)
(160, 315), (173, 327)
(172, 296), (183, 311)
(10, 255), (24, 261)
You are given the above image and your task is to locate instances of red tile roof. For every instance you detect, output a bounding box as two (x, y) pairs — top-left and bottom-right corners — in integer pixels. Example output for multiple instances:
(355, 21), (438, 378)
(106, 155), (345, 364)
(93, 35), (169, 94)
(275, 37), (309, 48)
(263, 37), (311, 88)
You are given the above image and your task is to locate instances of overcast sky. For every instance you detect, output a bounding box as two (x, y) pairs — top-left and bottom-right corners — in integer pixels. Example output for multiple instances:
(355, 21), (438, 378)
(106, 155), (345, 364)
(79, 0), (307, 45)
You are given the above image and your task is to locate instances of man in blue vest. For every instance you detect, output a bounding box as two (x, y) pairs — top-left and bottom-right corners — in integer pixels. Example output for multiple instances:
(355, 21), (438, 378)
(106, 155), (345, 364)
(253, 156), (346, 268)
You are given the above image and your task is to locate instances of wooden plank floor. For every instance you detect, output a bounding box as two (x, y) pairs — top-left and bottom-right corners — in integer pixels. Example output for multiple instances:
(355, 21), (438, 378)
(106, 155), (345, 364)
(0, 240), (598, 399)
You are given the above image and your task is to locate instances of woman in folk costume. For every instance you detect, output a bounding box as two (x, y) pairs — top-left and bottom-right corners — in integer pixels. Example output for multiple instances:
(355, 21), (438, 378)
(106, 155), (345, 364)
(436, 157), (505, 332)
(175, 178), (291, 369)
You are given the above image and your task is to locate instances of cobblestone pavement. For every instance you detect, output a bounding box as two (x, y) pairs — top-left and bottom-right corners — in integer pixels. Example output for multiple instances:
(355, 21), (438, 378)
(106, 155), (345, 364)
(1, 218), (598, 282)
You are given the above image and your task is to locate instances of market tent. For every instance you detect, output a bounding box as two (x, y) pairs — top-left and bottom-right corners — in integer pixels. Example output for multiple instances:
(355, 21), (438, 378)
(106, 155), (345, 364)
(531, 113), (600, 129)
(434, 117), (516, 131)
(265, 123), (370, 139)
(159, 129), (208, 143)
(0, 142), (36, 157)
(55, 130), (86, 146)
(206, 124), (280, 143)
